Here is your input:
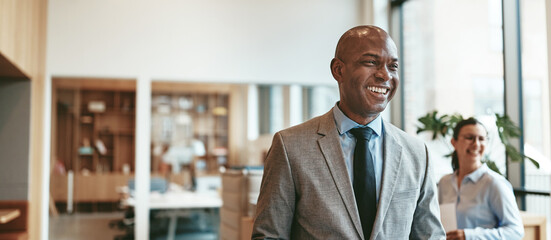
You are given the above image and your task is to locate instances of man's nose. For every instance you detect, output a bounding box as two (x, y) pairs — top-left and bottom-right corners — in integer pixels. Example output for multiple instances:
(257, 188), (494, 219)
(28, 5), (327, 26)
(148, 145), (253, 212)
(375, 66), (391, 81)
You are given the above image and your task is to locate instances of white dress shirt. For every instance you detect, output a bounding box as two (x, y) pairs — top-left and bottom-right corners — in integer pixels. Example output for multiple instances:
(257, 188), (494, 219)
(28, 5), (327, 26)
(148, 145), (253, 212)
(332, 103), (384, 201)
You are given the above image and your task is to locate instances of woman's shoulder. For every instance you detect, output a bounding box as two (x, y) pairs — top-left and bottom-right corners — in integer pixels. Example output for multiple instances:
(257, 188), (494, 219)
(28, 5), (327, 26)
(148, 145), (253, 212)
(481, 168), (513, 191)
(438, 173), (455, 186)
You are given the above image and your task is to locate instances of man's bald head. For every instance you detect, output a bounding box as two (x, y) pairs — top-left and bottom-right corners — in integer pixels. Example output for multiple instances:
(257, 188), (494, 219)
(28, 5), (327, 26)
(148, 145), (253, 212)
(335, 25), (391, 62)
(330, 25), (399, 125)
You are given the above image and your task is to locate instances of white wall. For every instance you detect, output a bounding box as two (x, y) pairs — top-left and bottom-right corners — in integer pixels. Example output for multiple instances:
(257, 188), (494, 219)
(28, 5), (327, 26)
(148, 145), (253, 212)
(47, 0), (360, 84)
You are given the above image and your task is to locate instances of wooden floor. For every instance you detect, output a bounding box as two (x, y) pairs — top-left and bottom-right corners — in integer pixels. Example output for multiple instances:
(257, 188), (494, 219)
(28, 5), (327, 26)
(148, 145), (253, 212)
(49, 211), (219, 240)
(49, 213), (127, 240)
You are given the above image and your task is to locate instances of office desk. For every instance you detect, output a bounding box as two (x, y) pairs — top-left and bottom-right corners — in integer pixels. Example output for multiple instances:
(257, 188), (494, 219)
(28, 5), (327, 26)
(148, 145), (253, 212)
(0, 209), (20, 224)
(126, 190), (221, 209)
(125, 190), (222, 240)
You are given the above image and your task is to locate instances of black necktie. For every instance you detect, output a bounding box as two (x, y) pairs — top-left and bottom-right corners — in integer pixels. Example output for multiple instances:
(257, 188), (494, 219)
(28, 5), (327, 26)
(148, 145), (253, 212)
(350, 127), (377, 239)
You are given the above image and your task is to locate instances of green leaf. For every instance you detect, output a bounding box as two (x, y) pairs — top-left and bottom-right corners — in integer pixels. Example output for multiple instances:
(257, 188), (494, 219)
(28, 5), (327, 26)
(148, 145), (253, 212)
(416, 110), (457, 140)
(505, 144), (523, 162)
(482, 159), (502, 175)
(504, 143), (540, 169)
(495, 114), (521, 145)
(526, 156), (540, 169)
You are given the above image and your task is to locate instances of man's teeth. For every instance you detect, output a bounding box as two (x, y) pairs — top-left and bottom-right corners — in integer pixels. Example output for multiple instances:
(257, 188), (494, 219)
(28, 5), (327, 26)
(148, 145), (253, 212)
(368, 86), (387, 94)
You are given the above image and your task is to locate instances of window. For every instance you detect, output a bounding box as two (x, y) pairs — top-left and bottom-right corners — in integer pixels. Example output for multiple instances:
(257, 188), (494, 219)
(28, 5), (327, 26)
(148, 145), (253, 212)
(257, 84), (338, 135)
(258, 85), (284, 135)
(393, 0), (551, 237)
(399, 0), (506, 179)
(521, 0), (551, 234)
(301, 85), (339, 121)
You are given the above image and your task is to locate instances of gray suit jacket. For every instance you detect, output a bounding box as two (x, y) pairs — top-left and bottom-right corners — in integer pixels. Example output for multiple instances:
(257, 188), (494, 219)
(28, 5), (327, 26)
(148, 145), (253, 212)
(252, 109), (445, 240)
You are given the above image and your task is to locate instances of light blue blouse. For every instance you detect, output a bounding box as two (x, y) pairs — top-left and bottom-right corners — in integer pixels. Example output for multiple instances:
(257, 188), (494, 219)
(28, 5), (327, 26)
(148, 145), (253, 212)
(332, 103), (384, 201)
(438, 165), (524, 240)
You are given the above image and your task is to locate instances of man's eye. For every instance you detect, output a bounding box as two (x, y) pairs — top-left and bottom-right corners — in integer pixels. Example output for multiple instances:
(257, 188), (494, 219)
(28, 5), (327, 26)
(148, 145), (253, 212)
(362, 60), (376, 65)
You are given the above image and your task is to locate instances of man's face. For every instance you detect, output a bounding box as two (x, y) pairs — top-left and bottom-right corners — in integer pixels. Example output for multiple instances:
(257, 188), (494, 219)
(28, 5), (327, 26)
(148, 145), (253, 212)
(333, 31), (400, 121)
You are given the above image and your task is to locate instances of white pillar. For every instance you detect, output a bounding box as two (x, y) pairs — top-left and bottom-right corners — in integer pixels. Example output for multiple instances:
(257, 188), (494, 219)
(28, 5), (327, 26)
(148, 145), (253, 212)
(247, 84), (259, 141)
(288, 85), (303, 127)
(135, 76), (151, 240)
(358, 0), (390, 31)
(545, 0), (551, 223)
(270, 86), (284, 132)
(41, 75), (52, 240)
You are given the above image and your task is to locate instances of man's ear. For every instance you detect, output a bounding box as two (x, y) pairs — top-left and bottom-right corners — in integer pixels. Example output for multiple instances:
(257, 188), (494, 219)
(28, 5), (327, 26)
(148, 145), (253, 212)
(330, 58), (343, 82)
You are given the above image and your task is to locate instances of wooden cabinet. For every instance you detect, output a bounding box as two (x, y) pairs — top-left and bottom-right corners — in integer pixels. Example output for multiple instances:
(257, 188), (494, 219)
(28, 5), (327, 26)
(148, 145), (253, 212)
(521, 211), (547, 240)
(50, 173), (133, 202)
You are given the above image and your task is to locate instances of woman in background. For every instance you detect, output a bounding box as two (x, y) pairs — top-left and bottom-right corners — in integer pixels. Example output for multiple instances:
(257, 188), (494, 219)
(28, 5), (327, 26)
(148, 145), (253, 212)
(438, 118), (524, 240)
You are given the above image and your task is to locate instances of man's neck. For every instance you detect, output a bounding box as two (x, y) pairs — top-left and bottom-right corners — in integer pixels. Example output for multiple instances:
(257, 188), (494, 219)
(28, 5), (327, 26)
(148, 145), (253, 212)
(337, 102), (379, 125)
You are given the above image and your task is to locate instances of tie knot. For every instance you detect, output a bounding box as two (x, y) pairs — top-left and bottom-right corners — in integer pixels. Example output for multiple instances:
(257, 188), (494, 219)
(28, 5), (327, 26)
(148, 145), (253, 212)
(350, 127), (374, 141)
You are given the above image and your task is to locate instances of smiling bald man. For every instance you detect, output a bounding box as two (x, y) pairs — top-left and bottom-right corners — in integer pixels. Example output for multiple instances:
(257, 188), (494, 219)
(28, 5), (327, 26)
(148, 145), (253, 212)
(252, 25), (446, 240)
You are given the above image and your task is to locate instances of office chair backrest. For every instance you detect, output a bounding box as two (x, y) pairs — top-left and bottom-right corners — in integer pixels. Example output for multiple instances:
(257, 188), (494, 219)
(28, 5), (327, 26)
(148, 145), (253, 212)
(127, 177), (168, 194)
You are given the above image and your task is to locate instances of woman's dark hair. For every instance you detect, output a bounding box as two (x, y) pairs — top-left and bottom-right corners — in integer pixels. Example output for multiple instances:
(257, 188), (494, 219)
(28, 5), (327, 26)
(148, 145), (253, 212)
(451, 117), (487, 171)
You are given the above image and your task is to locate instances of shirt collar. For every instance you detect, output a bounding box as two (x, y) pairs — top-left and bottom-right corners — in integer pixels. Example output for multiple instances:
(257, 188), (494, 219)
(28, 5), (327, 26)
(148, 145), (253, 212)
(462, 164), (489, 183)
(332, 102), (383, 137)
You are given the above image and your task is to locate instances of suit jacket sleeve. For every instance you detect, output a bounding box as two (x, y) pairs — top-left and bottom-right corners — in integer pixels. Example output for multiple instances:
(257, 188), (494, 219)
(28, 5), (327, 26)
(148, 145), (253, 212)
(410, 144), (446, 240)
(252, 132), (296, 240)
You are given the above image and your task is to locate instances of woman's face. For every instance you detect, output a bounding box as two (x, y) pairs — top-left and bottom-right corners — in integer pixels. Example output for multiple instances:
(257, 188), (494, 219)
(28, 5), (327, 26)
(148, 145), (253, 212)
(451, 124), (487, 166)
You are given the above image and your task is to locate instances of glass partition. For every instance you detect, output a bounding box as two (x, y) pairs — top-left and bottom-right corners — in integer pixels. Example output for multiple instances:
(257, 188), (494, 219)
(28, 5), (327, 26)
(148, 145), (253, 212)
(145, 82), (338, 239)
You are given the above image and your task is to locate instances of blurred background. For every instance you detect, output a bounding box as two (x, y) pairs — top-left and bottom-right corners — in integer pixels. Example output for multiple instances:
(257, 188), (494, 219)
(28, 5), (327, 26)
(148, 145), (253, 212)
(0, 0), (549, 239)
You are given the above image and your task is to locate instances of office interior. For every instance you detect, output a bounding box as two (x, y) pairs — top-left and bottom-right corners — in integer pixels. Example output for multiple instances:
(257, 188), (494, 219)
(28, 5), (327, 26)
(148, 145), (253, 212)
(0, 0), (550, 239)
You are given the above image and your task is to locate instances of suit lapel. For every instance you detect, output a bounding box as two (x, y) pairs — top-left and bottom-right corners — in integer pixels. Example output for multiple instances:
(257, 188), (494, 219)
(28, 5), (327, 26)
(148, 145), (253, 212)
(371, 121), (403, 239)
(317, 110), (364, 239)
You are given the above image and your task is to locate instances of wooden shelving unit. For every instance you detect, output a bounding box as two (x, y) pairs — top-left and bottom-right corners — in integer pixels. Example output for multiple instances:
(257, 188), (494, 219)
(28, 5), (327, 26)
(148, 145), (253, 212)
(54, 80), (136, 173)
(50, 78), (137, 206)
(151, 82), (231, 175)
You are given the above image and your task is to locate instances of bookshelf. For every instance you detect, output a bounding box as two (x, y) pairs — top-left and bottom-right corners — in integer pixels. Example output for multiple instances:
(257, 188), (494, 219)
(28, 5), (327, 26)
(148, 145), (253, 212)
(50, 77), (136, 206)
(151, 82), (231, 175)
(53, 79), (136, 174)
